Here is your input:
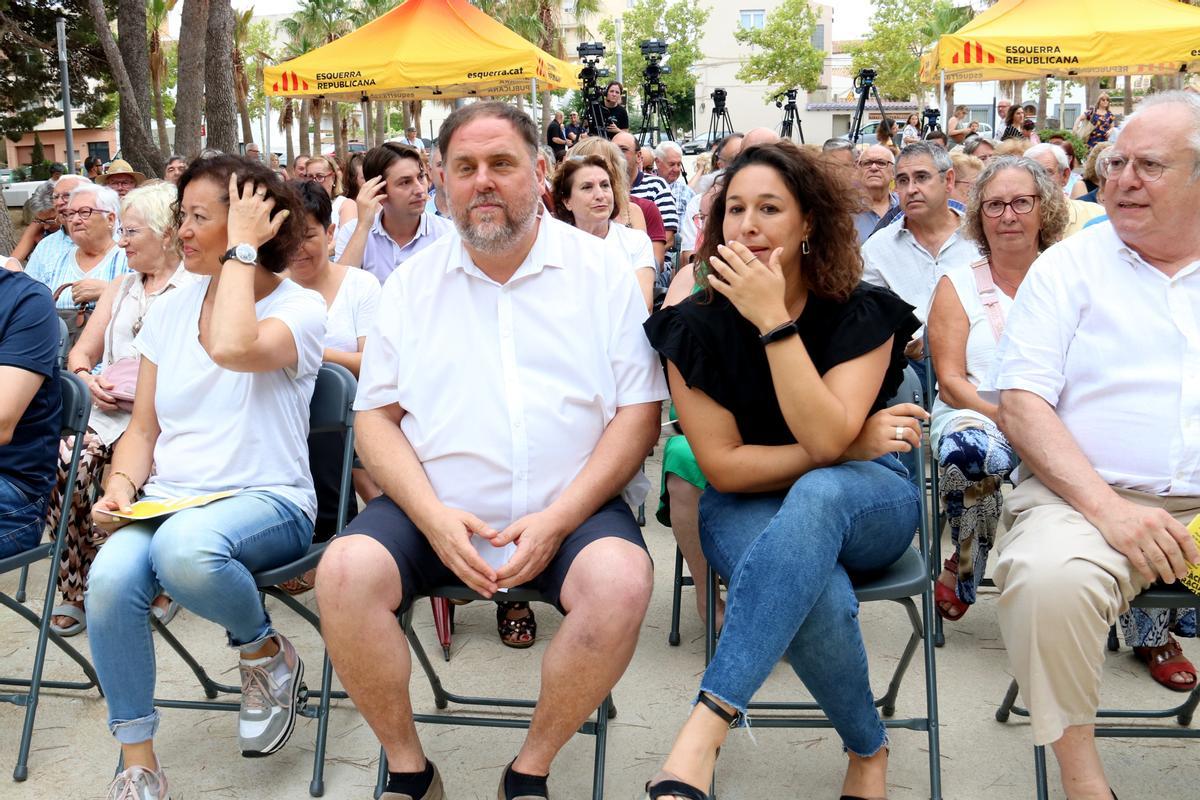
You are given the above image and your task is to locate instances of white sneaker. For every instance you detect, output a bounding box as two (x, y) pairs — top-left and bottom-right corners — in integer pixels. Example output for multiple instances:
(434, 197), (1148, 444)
(107, 765), (169, 800)
(238, 633), (304, 757)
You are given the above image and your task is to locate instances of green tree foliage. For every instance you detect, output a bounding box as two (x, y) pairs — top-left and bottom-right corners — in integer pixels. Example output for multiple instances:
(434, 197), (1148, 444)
(599, 0), (710, 108)
(0, 0), (118, 141)
(733, 0), (825, 99)
(849, 0), (971, 100)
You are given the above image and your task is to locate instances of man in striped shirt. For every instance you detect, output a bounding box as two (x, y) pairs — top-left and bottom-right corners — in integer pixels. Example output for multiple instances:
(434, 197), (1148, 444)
(613, 132), (678, 251)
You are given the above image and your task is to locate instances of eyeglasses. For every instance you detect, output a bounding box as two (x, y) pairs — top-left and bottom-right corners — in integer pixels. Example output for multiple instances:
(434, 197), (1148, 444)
(981, 195), (1037, 218)
(692, 213), (707, 227)
(33, 217), (58, 228)
(1097, 154), (1170, 183)
(307, 172), (333, 181)
(859, 159), (894, 170)
(52, 192), (72, 202)
(64, 207), (108, 220)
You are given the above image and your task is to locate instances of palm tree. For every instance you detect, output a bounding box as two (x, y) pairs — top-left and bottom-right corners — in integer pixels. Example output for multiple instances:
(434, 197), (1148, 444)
(147, 0), (178, 157)
(284, 0), (354, 155)
(351, 0), (402, 146)
(233, 8), (256, 148)
(277, 28), (318, 157)
(919, 2), (972, 108)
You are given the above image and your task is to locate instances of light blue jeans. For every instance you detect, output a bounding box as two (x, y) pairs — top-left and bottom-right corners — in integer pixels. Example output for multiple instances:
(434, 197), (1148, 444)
(86, 491), (312, 744)
(698, 456), (919, 757)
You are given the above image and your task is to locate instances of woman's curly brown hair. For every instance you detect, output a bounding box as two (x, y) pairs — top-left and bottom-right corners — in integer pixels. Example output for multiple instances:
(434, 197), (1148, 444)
(173, 154), (306, 274)
(695, 141), (863, 302)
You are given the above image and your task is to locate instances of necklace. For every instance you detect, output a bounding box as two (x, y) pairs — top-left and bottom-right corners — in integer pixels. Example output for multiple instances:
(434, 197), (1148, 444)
(990, 265), (1021, 295)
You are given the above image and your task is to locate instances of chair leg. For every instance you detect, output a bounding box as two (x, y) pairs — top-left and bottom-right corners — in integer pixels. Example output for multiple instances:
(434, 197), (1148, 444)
(637, 502), (646, 527)
(591, 694), (610, 800)
(375, 747), (388, 799)
(877, 599), (922, 717)
(669, 548), (684, 647)
(152, 616), (237, 698)
(0, 591), (100, 690)
(704, 567), (718, 667)
(1177, 682), (1200, 727)
(308, 651), (335, 797)
(995, 679), (1020, 723)
(1033, 745), (1050, 800)
(15, 564), (29, 603)
(921, 577), (943, 800)
(404, 612), (450, 710)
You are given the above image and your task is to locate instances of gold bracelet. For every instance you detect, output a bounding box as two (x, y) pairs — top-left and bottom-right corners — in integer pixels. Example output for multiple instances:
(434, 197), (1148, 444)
(110, 471), (140, 498)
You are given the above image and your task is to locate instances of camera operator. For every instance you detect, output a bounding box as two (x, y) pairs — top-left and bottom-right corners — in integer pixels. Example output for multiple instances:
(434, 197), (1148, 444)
(603, 81), (629, 137)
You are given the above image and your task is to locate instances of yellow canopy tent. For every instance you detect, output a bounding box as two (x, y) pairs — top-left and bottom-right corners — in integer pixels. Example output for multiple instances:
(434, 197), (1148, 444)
(919, 0), (1200, 84)
(263, 0), (579, 101)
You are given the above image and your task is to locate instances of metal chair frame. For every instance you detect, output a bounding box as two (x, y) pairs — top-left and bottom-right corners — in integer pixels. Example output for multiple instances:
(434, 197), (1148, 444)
(995, 583), (1200, 800)
(374, 588), (616, 800)
(128, 363), (358, 797)
(0, 372), (98, 781)
(700, 366), (943, 799)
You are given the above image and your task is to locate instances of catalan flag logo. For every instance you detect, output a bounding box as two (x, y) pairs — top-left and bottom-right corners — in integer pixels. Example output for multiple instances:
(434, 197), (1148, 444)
(272, 71), (310, 93)
(952, 41), (996, 65)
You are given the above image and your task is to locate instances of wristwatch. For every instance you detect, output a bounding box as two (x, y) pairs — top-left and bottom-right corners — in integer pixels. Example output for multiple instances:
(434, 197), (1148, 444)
(220, 243), (258, 266)
(759, 321), (799, 346)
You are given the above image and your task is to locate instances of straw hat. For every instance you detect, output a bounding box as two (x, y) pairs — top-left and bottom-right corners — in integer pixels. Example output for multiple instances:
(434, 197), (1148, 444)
(96, 158), (147, 186)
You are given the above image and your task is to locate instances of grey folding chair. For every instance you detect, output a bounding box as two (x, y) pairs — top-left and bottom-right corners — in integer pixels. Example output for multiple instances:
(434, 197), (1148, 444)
(13, 318), (73, 607)
(995, 583), (1200, 800)
(375, 586), (617, 800)
(668, 546), (695, 646)
(702, 365), (942, 799)
(0, 372), (98, 782)
(138, 363), (357, 797)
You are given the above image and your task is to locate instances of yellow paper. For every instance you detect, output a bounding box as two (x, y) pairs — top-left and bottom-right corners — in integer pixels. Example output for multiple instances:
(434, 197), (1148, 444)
(106, 490), (242, 521)
(1183, 514), (1200, 596)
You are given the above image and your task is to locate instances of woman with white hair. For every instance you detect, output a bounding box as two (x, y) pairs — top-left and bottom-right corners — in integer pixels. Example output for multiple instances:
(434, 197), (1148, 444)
(46, 182), (197, 636)
(26, 183), (129, 344)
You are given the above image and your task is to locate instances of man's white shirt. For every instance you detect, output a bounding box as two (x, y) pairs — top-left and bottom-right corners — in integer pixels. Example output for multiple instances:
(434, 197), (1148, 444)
(982, 222), (1200, 495)
(355, 214), (669, 559)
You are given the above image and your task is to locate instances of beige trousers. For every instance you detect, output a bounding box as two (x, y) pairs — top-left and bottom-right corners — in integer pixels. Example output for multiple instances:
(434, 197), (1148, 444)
(993, 476), (1200, 746)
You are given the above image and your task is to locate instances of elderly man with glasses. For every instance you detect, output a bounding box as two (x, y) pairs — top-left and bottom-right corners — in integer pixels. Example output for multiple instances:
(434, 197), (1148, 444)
(981, 91), (1200, 800)
(853, 145), (899, 244)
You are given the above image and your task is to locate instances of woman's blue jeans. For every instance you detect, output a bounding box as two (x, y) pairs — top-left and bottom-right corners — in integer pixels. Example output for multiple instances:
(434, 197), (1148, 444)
(86, 491), (312, 744)
(698, 456), (919, 757)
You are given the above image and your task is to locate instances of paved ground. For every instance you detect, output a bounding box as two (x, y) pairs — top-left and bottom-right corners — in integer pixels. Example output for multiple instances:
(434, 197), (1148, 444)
(2, 442), (1198, 799)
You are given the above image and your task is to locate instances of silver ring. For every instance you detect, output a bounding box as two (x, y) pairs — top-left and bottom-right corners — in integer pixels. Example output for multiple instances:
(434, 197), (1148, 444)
(894, 426), (905, 441)
(255, 188), (267, 196)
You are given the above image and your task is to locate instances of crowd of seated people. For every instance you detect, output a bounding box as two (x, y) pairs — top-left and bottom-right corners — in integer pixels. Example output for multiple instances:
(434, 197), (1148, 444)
(0, 91), (1196, 800)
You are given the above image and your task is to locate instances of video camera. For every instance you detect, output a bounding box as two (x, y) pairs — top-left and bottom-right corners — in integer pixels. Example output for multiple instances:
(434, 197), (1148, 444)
(774, 88), (798, 109)
(854, 68), (877, 91)
(922, 107), (941, 127)
(711, 88), (728, 112)
(640, 39), (671, 103)
(576, 41), (611, 131)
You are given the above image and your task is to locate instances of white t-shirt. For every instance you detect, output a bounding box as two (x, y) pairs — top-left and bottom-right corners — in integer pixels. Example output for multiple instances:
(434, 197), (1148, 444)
(134, 277), (327, 521)
(929, 262), (1014, 455)
(604, 221), (655, 276)
(680, 193), (703, 252)
(325, 266), (381, 353)
(355, 215), (668, 562)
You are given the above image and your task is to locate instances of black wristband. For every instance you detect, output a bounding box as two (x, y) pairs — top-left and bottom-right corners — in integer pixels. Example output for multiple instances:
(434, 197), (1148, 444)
(759, 321), (799, 346)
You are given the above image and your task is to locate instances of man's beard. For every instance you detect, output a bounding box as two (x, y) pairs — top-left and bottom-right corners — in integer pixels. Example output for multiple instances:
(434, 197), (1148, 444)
(449, 184), (540, 254)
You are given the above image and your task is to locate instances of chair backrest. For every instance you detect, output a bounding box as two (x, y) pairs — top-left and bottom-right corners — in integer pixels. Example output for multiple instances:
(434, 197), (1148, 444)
(887, 364), (926, 410)
(57, 317), (69, 369)
(58, 371), (92, 438)
(309, 363), (357, 435)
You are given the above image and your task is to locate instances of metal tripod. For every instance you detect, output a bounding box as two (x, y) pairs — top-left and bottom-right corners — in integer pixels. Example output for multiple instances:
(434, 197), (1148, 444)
(639, 93), (675, 147)
(850, 72), (888, 146)
(708, 106), (735, 150)
(778, 90), (805, 144)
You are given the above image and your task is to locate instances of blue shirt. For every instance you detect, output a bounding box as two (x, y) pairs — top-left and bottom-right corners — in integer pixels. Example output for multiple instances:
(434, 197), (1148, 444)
(332, 210), (455, 284)
(27, 243), (130, 310)
(0, 271), (62, 499)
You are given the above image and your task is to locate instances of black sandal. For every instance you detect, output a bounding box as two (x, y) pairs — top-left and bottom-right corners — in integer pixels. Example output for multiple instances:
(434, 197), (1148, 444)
(644, 695), (743, 800)
(497, 601), (537, 649)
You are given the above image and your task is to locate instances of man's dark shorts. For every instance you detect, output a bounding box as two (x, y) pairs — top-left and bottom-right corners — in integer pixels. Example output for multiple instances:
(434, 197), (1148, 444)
(341, 495), (647, 613)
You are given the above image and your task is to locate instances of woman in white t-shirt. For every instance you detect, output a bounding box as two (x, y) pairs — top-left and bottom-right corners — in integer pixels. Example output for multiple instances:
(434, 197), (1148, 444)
(87, 156), (327, 799)
(288, 180), (382, 544)
(551, 153), (656, 310)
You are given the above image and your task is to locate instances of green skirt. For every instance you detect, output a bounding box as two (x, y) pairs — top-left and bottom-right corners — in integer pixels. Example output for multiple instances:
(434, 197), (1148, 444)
(656, 434), (708, 527)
